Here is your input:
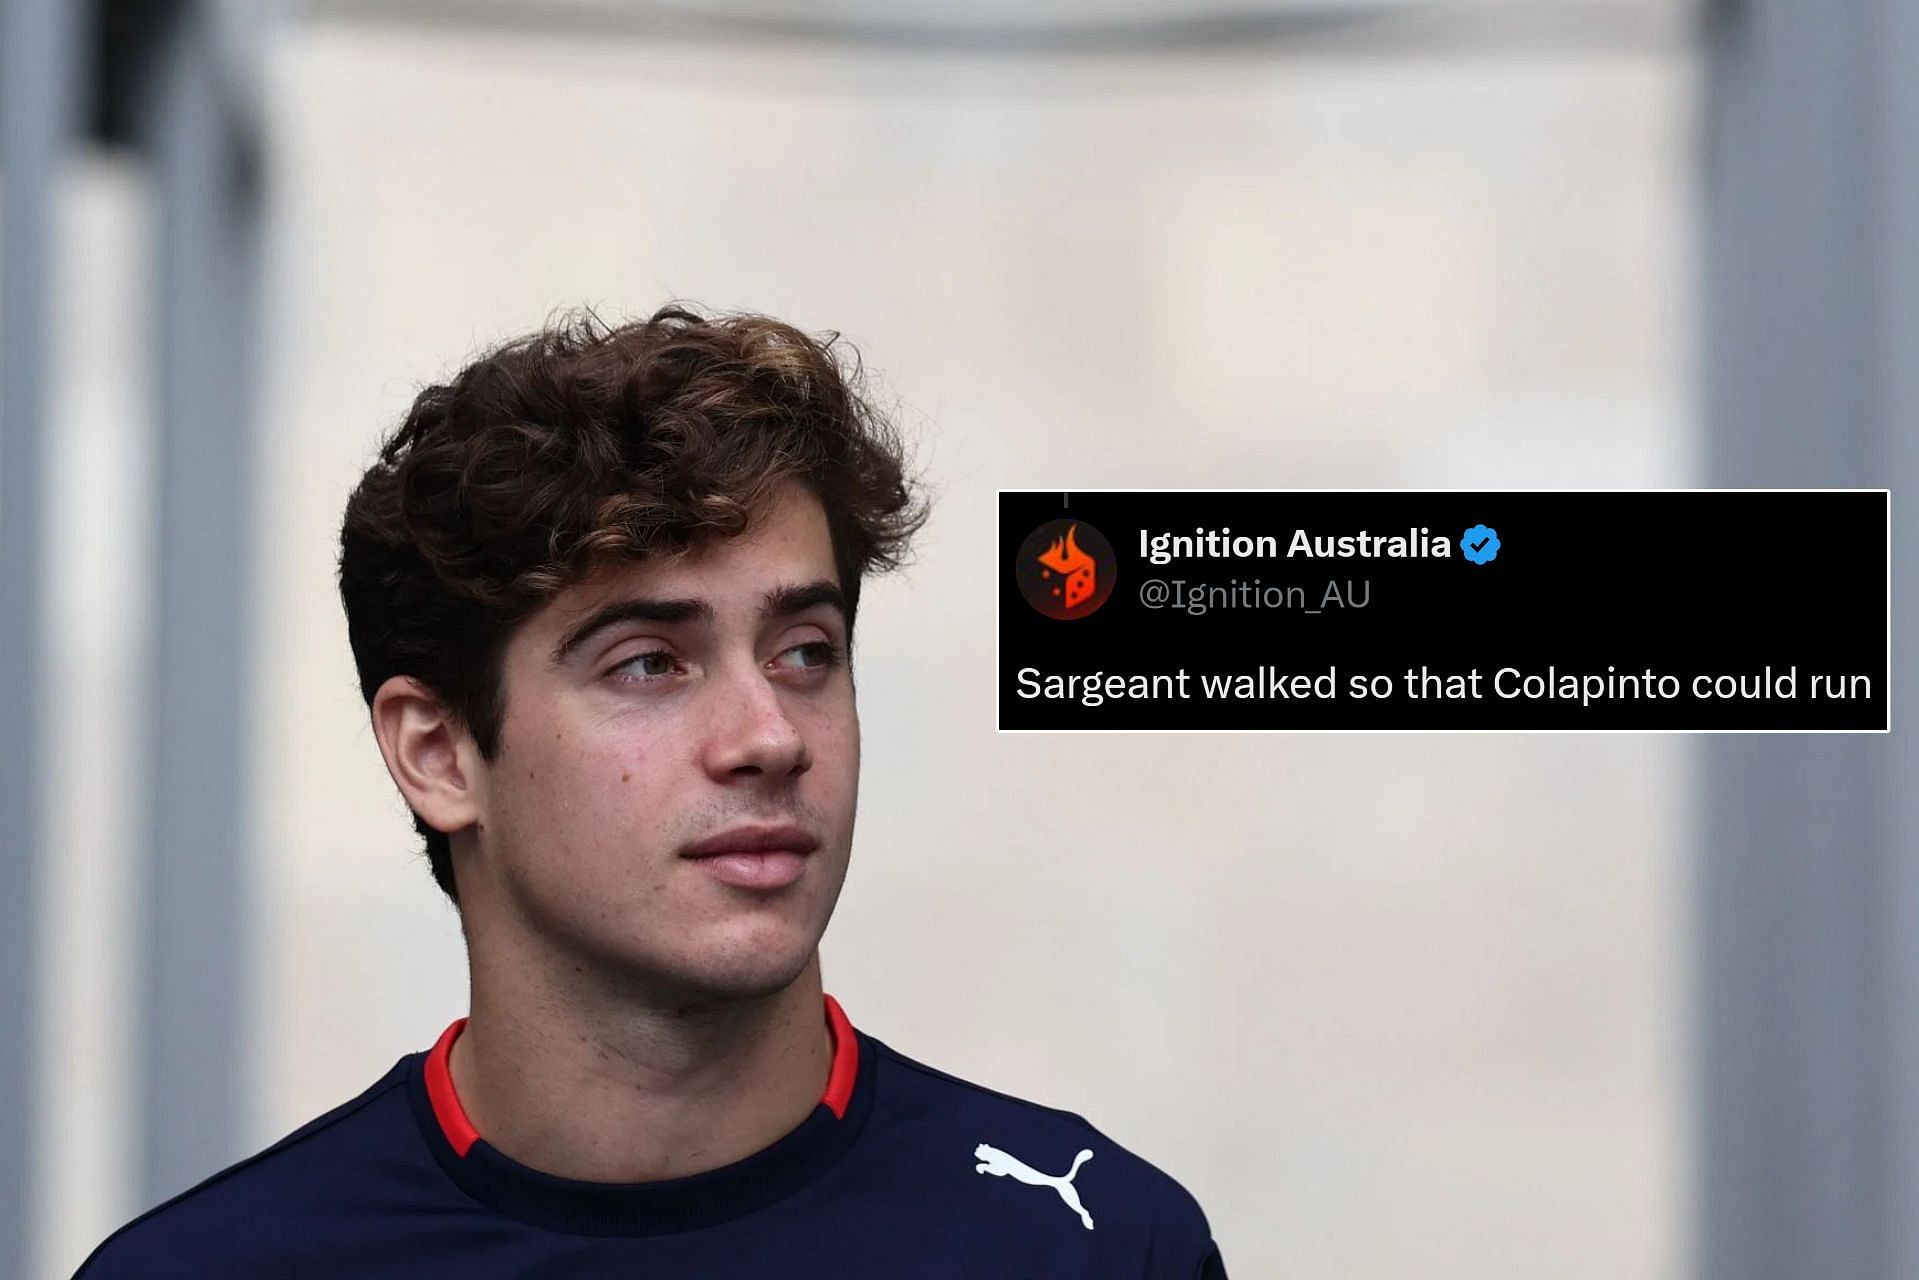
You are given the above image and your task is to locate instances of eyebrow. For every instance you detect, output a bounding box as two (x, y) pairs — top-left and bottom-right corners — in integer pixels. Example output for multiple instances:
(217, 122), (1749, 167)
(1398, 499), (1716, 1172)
(550, 579), (847, 665)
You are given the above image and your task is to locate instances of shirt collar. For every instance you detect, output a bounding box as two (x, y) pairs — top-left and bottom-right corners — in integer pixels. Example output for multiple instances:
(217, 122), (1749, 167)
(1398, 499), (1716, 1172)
(407, 992), (874, 1236)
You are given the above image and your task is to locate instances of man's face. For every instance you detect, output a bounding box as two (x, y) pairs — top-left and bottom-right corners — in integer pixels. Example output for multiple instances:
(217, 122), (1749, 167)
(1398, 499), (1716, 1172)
(462, 481), (859, 1003)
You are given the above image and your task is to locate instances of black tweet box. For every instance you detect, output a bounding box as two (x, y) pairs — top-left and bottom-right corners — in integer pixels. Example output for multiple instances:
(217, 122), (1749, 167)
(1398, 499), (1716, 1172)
(998, 490), (1889, 732)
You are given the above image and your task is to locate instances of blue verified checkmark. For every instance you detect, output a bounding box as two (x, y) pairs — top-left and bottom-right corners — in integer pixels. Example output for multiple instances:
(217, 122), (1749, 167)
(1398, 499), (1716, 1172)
(1461, 523), (1500, 565)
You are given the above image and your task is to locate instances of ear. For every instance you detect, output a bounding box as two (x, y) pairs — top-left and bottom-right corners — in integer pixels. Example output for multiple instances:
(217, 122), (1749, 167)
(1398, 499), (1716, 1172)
(370, 675), (483, 840)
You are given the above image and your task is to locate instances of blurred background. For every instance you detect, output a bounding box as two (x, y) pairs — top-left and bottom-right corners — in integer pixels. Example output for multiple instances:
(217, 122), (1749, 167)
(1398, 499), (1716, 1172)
(1, 0), (1912, 1277)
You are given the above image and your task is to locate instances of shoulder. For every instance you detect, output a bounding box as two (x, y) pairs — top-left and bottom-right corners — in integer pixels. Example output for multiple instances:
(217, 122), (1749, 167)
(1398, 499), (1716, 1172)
(72, 1058), (417, 1279)
(864, 1032), (1223, 1269)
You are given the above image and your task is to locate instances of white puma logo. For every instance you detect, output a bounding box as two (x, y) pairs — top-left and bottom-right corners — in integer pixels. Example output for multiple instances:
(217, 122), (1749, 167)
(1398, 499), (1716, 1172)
(973, 1142), (1096, 1231)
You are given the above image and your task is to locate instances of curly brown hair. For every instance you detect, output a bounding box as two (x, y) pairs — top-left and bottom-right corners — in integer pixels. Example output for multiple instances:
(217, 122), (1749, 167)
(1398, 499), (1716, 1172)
(338, 304), (930, 904)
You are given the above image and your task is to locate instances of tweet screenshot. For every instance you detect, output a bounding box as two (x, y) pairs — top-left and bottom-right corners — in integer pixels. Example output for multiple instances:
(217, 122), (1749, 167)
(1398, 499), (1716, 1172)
(999, 490), (1888, 732)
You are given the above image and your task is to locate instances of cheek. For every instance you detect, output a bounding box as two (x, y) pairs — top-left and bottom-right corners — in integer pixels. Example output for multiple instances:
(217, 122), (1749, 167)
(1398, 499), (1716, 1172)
(568, 737), (654, 815)
(617, 742), (646, 787)
(507, 738), (670, 883)
(817, 719), (860, 797)
(499, 715), (643, 827)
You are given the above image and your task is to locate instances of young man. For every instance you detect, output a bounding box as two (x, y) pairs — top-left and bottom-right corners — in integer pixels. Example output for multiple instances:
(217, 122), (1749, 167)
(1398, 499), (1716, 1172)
(78, 306), (1228, 1277)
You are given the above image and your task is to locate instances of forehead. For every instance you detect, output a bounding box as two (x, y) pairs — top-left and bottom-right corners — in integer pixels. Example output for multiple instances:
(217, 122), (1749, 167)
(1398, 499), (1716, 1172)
(527, 484), (840, 639)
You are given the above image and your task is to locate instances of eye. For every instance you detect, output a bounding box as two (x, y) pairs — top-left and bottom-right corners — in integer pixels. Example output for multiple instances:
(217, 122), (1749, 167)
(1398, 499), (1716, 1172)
(610, 648), (684, 682)
(773, 640), (844, 674)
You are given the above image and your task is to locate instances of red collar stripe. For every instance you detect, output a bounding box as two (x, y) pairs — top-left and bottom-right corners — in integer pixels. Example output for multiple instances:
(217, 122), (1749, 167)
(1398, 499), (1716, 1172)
(424, 1017), (480, 1158)
(820, 993), (857, 1120)
(424, 994), (860, 1157)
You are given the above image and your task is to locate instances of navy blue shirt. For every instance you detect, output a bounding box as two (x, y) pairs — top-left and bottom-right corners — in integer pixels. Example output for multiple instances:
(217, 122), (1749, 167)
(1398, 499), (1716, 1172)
(77, 995), (1228, 1277)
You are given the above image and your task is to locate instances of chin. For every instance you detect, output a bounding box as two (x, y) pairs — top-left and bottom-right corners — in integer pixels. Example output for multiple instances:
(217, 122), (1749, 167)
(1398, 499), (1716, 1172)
(653, 948), (815, 1005)
(687, 924), (819, 995)
(593, 916), (820, 1005)
(514, 855), (837, 1000)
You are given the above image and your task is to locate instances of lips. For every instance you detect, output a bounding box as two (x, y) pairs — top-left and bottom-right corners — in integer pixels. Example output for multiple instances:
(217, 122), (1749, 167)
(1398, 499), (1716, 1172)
(680, 824), (819, 892)
(679, 823), (820, 860)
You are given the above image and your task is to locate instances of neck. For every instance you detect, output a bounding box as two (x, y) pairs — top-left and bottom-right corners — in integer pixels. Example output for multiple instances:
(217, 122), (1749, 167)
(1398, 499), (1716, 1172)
(449, 942), (833, 1184)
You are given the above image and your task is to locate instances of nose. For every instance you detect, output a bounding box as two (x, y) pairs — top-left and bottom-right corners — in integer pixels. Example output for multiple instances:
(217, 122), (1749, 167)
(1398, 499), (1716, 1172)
(699, 656), (811, 782)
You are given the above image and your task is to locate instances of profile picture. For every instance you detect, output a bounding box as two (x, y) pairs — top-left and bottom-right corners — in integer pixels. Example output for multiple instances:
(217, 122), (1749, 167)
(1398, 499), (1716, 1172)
(1016, 518), (1118, 620)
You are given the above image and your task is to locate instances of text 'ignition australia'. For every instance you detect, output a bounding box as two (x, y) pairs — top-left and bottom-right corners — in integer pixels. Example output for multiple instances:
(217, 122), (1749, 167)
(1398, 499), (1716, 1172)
(1141, 527), (1453, 566)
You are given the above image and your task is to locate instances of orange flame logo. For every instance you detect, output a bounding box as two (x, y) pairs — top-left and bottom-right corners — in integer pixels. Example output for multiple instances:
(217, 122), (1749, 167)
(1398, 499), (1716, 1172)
(1036, 522), (1098, 611)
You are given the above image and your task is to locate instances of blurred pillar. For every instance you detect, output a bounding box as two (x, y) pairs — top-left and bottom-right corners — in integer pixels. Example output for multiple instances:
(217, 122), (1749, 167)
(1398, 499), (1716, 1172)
(1881, 0), (1919, 1271)
(134, 0), (264, 1208)
(1, 0), (88, 1273)
(1698, 0), (1916, 1277)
